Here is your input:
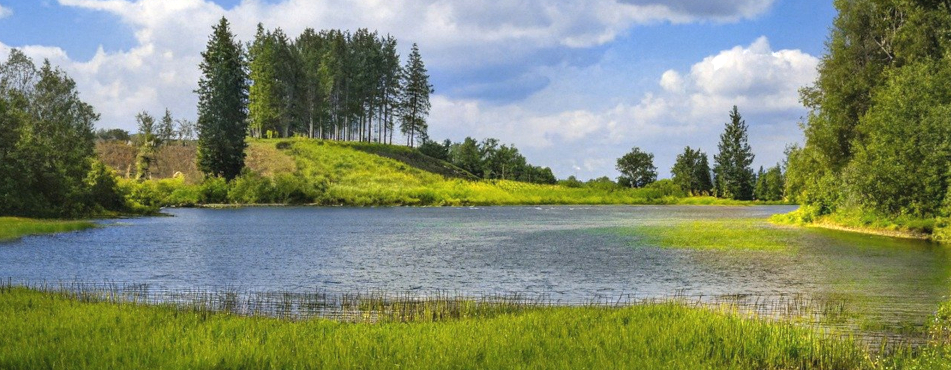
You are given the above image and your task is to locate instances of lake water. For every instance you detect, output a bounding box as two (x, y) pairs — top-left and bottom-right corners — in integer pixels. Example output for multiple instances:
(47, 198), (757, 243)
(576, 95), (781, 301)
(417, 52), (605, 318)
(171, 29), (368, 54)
(2, 206), (949, 335)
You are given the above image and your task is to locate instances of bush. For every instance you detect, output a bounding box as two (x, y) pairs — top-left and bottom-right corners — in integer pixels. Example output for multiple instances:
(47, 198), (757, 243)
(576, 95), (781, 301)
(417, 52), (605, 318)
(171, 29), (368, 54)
(200, 177), (229, 204)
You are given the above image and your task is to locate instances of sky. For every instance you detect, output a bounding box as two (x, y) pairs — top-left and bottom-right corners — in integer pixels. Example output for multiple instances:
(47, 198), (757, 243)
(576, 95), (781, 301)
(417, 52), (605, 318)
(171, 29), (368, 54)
(0, 0), (837, 180)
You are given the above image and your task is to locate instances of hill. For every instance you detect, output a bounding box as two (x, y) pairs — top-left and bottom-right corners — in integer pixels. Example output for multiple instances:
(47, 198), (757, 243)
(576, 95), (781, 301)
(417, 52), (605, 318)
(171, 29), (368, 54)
(109, 138), (705, 208)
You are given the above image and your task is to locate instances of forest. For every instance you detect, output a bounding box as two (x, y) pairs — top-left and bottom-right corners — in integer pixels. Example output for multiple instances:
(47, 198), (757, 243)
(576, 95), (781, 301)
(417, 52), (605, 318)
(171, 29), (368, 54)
(783, 0), (951, 237)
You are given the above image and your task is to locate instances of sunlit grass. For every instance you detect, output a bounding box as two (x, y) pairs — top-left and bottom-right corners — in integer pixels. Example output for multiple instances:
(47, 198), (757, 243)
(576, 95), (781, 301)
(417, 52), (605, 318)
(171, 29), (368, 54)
(0, 287), (874, 369)
(597, 218), (802, 251)
(0, 217), (96, 242)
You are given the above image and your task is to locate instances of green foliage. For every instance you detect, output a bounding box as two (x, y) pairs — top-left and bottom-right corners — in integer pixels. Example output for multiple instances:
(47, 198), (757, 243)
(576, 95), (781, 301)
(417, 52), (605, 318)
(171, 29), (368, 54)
(418, 138), (450, 162)
(0, 50), (135, 218)
(713, 106), (755, 200)
(616, 146), (657, 188)
(786, 0), (951, 234)
(134, 111), (157, 180)
(754, 164), (785, 202)
(196, 17), (249, 181)
(0, 218), (95, 241)
(95, 128), (130, 142)
(0, 287), (874, 369)
(671, 146), (713, 195)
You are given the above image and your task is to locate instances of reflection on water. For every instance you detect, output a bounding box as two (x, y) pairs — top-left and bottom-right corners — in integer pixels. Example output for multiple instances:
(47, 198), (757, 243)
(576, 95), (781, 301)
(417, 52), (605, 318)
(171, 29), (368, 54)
(1, 205), (949, 337)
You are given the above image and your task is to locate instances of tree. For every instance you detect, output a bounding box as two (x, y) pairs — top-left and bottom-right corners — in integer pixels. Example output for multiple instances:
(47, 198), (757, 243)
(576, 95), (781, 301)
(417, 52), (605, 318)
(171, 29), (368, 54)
(419, 138), (451, 162)
(196, 17), (249, 181)
(157, 108), (175, 145)
(616, 147), (656, 188)
(713, 106), (755, 200)
(0, 51), (123, 217)
(176, 119), (196, 143)
(671, 146), (713, 195)
(95, 128), (131, 142)
(451, 137), (482, 177)
(135, 111), (157, 180)
(248, 24), (281, 139)
(399, 43), (432, 147)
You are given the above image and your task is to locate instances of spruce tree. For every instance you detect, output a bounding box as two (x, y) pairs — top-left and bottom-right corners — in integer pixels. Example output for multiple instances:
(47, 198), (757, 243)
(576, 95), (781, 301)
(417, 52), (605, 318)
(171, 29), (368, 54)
(713, 106), (755, 200)
(196, 17), (248, 181)
(400, 43), (432, 147)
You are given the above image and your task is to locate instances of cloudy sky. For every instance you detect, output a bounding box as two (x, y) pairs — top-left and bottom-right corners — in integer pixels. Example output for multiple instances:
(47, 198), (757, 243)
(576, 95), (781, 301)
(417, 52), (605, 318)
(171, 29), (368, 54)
(0, 0), (835, 180)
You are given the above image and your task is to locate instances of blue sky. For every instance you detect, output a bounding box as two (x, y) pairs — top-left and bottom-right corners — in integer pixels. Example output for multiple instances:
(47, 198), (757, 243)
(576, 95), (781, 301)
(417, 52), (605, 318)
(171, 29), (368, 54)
(0, 0), (837, 180)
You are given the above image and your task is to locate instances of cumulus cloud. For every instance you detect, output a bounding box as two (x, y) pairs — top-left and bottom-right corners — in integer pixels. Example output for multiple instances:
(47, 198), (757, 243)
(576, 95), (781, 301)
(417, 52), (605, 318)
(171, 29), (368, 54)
(0, 1), (796, 179)
(428, 37), (818, 179)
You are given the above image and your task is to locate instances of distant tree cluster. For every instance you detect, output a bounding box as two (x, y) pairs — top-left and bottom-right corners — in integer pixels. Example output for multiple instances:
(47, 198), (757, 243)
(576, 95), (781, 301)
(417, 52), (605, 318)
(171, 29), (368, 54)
(0, 50), (128, 217)
(419, 137), (556, 184)
(615, 105), (784, 201)
(194, 17), (434, 180)
(247, 23), (432, 146)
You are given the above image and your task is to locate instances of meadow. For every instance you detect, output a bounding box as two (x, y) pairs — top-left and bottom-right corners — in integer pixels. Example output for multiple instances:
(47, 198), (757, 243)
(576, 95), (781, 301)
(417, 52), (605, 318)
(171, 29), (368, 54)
(0, 217), (96, 242)
(0, 286), (879, 369)
(115, 139), (778, 209)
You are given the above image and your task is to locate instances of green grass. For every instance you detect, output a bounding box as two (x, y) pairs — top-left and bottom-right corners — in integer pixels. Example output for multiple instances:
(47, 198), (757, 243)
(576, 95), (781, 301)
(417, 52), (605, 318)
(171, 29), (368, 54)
(0, 217), (96, 242)
(770, 207), (938, 242)
(596, 218), (802, 251)
(120, 139), (789, 208)
(0, 286), (875, 369)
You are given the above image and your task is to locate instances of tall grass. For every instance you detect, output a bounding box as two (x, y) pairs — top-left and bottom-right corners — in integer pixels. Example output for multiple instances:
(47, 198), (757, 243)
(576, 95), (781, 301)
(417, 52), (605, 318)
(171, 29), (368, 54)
(0, 286), (876, 369)
(0, 217), (96, 242)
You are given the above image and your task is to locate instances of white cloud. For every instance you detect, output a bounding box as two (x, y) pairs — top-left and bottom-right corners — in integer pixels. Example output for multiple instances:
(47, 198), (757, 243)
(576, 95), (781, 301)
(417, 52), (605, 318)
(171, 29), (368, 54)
(0, 4), (11, 19)
(0, 1), (797, 180)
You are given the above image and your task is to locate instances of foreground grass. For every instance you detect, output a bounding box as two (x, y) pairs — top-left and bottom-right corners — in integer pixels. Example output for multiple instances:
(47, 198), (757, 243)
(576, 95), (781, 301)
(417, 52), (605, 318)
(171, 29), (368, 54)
(0, 287), (873, 369)
(596, 218), (802, 251)
(0, 217), (96, 242)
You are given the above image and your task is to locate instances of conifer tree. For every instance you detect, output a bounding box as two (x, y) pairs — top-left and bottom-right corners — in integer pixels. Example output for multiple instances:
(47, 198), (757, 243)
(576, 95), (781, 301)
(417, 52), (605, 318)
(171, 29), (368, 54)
(713, 106), (755, 200)
(196, 17), (248, 181)
(399, 43), (432, 147)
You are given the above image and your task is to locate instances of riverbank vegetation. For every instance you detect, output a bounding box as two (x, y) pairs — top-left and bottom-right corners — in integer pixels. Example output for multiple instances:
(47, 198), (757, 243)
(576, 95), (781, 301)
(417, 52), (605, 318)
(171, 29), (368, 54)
(781, 0), (951, 241)
(0, 218), (95, 242)
(113, 139), (737, 207)
(0, 286), (877, 369)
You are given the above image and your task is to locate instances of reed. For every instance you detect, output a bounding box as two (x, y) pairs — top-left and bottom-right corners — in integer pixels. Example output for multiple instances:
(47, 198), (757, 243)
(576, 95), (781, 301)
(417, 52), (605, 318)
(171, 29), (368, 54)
(0, 283), (901, 369)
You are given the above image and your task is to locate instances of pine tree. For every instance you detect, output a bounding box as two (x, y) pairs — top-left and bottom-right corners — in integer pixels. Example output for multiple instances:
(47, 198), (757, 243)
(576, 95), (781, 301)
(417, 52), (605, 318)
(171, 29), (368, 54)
(157, 108), (175, 145)
(196, 17), (249, 181)
(399, 43), (432, 147)
(713, 106), (755, 200)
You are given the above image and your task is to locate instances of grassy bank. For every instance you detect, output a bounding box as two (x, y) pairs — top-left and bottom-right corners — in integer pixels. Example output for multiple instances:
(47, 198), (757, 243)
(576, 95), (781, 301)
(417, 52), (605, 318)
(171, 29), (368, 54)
(770, 207), (938, 242)
(0, 286), (873, 369)
(0, 217), (96, 242)
(120, 139), (781, 208)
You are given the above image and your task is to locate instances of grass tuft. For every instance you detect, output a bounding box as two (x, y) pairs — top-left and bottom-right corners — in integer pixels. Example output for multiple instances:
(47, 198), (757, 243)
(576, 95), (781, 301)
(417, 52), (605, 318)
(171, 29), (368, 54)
(0, 217), (96, 242)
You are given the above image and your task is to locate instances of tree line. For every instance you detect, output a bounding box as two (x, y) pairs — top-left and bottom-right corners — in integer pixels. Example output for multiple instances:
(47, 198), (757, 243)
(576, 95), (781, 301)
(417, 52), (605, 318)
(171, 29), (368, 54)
(614, 105), (785, 202)
(247, 24), (431, 145)
(419, 137), (557, 184)
(197, 17), (432, 180)
(785, 0), (951, 222)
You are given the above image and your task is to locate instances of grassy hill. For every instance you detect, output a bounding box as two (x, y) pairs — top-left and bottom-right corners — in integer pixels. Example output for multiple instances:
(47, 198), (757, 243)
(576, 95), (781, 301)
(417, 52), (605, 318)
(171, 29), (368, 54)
(106, 138), (748, 208)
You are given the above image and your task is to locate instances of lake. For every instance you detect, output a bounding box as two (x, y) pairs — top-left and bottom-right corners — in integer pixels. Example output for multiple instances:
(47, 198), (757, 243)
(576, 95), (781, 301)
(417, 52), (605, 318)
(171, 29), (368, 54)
(2, 205), (949, 336)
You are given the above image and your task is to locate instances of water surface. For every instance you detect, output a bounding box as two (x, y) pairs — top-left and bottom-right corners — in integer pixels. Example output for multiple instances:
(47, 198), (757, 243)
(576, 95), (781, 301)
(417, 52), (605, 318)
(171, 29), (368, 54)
(2, 206), (949, 335)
